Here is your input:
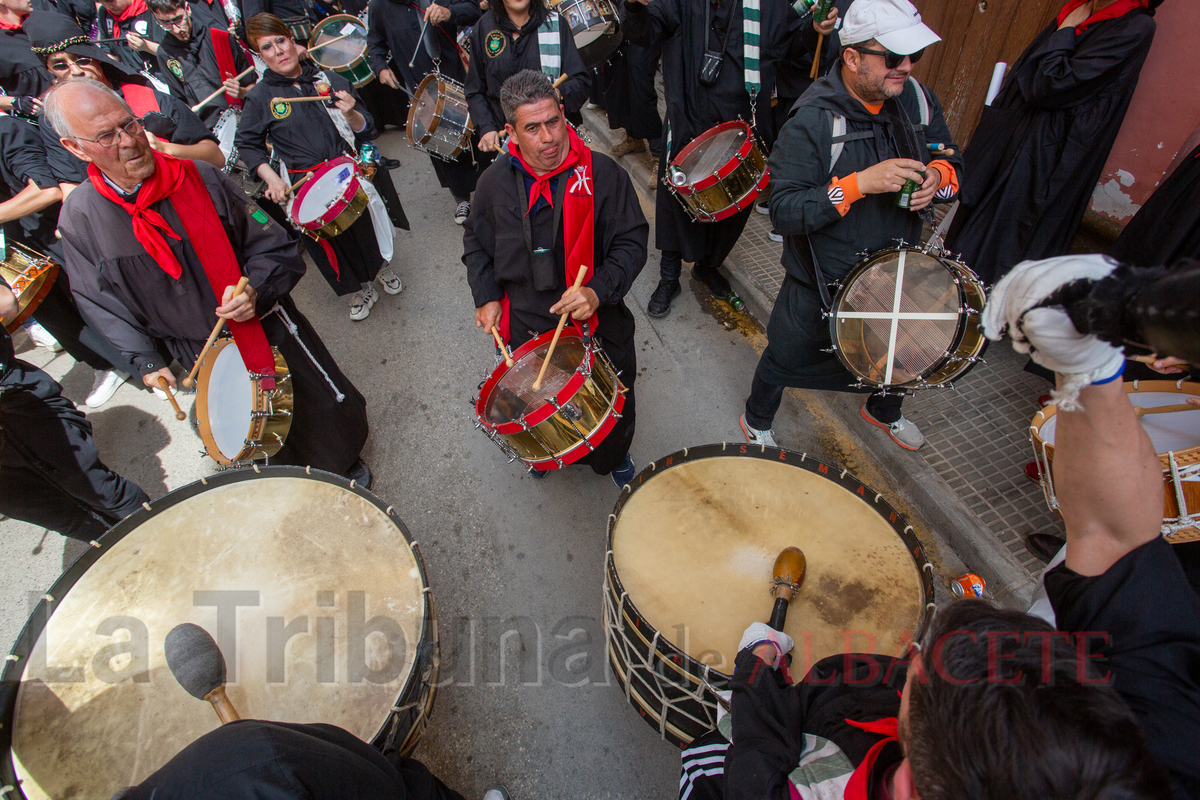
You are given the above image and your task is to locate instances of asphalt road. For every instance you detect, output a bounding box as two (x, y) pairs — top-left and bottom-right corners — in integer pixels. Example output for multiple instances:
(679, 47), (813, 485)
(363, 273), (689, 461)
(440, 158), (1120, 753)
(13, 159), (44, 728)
(0, 127), (912, 799)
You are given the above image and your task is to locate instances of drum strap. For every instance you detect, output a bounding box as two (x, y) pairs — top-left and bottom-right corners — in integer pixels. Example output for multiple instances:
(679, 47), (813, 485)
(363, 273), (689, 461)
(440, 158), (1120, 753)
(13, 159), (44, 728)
(743, 0), (760, 98)
(209, 28), (243, 109)
(537, 12), (560, 81)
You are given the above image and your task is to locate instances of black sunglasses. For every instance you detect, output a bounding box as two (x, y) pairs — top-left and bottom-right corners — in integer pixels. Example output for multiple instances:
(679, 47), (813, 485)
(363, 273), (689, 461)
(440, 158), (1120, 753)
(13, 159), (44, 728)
(47, 55), (96, 73)
(851, 46), (924, 70)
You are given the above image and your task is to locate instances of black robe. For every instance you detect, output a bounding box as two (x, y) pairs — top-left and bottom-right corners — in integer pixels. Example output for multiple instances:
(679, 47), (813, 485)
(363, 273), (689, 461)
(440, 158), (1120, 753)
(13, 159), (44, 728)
(57, 160), (369, 475)
(366, 0), (483, 197)
(188, 0), (247, 39)
(464, 150), (647, 473)
(593, 40), (663, 142)
(1109, 141), (1200, 268)
(97, 6), (169, 78)
(157, 25), (255, 127)
(621, 0), (802, 265)
(238, 63), (410, 296)
(0, 25), (55, 100)
(464, 8), (591, 138)
(39, 76), (217, 184)
(945, 8), (1157, 286)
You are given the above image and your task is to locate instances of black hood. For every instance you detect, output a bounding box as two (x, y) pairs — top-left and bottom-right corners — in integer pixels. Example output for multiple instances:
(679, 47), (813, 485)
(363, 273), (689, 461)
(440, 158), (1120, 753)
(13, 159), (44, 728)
(795, 64), (885, 124)
(23, 9), (141, 85)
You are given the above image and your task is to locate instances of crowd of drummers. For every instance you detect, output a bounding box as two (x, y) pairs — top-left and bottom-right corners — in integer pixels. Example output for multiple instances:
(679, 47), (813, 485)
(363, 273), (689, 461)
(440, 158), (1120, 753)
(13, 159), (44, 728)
(2, 0), (1200, 796)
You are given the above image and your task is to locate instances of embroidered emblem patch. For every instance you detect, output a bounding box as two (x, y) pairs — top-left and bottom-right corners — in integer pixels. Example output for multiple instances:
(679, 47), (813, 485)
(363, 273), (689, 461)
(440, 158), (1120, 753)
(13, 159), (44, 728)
(271, 100), (291, 119)
(250, 207), (269, 224)
(167, 58), (183, 79)
(485, 30), (506, 57)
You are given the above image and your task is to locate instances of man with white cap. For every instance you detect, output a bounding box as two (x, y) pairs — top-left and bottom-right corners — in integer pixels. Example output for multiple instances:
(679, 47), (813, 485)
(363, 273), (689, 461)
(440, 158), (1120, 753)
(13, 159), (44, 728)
(738, 0), (962, 452)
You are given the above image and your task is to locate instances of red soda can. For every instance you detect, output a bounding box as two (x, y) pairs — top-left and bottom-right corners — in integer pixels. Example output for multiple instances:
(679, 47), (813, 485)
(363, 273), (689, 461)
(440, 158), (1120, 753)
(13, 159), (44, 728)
(951, 573), (985, 598)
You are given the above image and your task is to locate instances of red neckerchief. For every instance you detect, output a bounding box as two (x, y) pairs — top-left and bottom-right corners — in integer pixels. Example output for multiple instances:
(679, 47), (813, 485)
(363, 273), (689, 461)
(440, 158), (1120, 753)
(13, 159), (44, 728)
(499, 126), (596, 341)
(86, 151), (278, 388)
(1056, 0), (1148, 33)
(112, 0), (149, 22)
(0, 14), (24, 30)
(841, 717), (899, 800)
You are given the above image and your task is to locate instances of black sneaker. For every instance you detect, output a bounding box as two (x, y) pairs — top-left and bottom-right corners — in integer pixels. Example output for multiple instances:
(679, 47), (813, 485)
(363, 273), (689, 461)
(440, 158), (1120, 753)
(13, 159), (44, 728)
(768, 229), (783, 243)
(346, 458), (373, 489)
(647, 278), (681, 317)
(529, 467), (549, 479)
(755, 199), (770, 215)
(378, 156), (400, 169)
(609, 452), (636, 488)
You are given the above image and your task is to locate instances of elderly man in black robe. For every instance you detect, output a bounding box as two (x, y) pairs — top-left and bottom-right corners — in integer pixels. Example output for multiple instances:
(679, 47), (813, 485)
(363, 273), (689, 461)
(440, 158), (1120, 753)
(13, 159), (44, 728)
(621, 0), (802, 318)
(945, 0), (1161, 287)
(464, 70), (647, 486)
(45, 76), (373, 485)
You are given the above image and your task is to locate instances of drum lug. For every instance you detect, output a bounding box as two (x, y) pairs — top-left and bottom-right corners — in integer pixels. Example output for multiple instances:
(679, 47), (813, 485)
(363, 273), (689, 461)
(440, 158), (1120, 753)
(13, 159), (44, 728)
(821, 346), (836, 353)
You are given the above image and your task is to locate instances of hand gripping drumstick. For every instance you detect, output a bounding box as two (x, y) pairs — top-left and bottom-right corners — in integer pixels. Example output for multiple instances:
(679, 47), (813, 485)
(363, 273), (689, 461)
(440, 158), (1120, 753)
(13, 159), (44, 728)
(165, 623), (242, 724)
(270, 94), (339, 105)
(191, 66), (255, 113)
(157, 376), (187, 420)
(491, 326), (513, 367)
(533, 269), (587, 391)
(183, 276), (250, 388)
(768, 546), (807, 631)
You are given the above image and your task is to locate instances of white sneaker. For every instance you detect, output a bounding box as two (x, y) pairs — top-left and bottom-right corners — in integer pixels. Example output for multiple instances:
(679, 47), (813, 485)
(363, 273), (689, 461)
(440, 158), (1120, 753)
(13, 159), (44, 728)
(860, 404), (925, 450)
(349, 285), (378, 320)
(26, 321), (62, 352)
(85, 369), (128, 408)
(454, 200), (471, 225)
(378, 267), (403, 295)
(740, 414), (777, 448)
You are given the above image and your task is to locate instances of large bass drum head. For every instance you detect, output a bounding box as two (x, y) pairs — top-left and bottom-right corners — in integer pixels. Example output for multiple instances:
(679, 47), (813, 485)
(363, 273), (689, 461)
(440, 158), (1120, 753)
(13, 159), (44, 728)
(3, 470), (429, 800)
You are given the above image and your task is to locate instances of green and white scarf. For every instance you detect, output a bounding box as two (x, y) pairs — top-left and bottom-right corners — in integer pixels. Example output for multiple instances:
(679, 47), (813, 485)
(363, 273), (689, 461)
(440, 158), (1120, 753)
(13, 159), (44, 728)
(538, 11), (561, 81)
(743, 0), (760, 97)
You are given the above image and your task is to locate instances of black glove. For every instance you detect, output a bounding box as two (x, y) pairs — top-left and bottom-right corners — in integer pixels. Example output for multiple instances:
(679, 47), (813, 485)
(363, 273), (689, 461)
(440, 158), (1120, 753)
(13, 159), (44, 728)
(9, 96), (38, 120)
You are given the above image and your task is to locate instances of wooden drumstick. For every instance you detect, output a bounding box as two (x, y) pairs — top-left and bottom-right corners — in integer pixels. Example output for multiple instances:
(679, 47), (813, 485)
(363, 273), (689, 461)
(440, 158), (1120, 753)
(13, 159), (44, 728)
(532, 269), (587, 391)
(183, 276), (250, 388)
(191, 66), (255, 112)
(408, 15), (431, 67)
(809, 33), (824, 79)
(1134, 403), (1200, 418)
(308, 31), (356, 52)
(270, 94), (336, 105)
(289, 171), (315, 193)
(157, 376), (187, 421)
(767, 547), (807, 631)
(491, 326), (513, 367)
(552, 73), (568, 89)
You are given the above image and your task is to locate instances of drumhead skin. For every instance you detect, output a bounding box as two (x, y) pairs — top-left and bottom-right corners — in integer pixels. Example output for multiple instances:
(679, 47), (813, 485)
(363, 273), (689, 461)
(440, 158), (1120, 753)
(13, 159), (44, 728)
(297, 162), (356, 224)
(308, 14), (368, 69)
(1, 469), (434, 800)
(206, 339), (255, 460)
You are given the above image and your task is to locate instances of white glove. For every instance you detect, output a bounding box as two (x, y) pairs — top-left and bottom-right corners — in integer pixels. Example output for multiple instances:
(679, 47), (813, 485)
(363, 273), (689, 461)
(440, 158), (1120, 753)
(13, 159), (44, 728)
(739, 622), (794, 665)
(982, 255), (1125, 410)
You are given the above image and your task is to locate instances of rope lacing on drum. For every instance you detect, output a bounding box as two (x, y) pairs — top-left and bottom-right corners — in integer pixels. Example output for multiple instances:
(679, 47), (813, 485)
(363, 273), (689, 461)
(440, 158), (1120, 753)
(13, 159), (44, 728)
(1163, 451), (1200, 538)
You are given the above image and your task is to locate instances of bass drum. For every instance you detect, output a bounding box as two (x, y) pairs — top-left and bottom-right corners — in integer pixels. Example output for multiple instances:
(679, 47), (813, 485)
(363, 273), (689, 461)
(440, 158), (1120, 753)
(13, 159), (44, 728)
(604, 444), (935, 746)
(0, 468), (438, 800)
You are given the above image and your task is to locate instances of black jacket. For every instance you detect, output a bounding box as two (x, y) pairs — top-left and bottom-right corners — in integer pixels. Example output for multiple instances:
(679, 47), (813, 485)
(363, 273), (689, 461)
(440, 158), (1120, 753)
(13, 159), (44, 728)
(157, 26), (255, 127)
(0, 26), (54, 100)
(0, 115), (61, 251)
(367, 0), (479, 90)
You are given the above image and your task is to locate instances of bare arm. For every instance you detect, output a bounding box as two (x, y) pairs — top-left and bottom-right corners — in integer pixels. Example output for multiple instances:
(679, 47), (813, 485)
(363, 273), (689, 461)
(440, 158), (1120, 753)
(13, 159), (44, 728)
(0, 179), (62, 224)
(147, 134), (226, 169)
(0, 283), (18, 317)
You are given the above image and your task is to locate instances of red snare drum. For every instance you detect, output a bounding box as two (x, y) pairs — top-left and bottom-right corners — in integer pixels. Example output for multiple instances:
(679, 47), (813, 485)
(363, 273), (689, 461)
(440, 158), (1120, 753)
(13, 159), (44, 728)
(290, 156), (369, 240)
(666, 120), (769, 223)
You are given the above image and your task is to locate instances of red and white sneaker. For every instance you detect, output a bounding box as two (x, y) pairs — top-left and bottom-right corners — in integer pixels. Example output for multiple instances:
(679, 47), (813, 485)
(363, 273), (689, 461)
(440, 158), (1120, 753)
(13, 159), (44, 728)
(860, 404), (925, 450)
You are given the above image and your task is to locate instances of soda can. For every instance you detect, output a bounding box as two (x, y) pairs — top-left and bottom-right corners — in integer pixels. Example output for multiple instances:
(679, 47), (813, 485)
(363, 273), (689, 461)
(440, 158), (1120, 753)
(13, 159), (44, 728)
(951, 573), (986, 598)
(359, 142), (378, 165)
(896, 171), (925, 209)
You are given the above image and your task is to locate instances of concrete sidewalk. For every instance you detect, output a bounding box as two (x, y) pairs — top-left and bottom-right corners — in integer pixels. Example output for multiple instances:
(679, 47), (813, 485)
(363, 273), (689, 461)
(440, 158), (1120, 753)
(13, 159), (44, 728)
(583, 106), (1055, 610)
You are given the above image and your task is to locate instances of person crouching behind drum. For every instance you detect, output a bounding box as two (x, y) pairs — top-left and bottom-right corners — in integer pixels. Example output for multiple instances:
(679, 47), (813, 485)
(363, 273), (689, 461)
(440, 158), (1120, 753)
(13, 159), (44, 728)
(464, 69), (648, 486)
(46, 77), (374, 487)
(238, 13), (409, 322)
(739, 0), (962, 452)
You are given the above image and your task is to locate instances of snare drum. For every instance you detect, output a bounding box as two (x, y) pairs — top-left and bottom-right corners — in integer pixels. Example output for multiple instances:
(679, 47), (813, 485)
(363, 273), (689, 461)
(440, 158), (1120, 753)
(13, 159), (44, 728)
(605, 444), (934, 746)
(1031, 379), (1200, 543)
(666, 120), (769, 223)
(0, 467), (438, 800)
(195, 337), (293, 465)
(213, 107), (239, 172)
(0, 241), (59, 333)
(290, 157), (369, 240)
(407, 73), (474, 161)
(549, 0), (623, 66)
(308, 14), (374, 87)
(474, 328), (626, 471)
(830, 245), (987, 391)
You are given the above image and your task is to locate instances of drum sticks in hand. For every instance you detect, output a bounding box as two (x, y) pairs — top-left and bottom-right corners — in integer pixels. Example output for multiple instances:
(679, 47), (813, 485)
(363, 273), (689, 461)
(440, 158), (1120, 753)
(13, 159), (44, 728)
(533, 269), (587, 391)
(158, 377), (187, 420)
(191, 66), (255, 113)
(183, 276), (250, 389)
(491, 326), (513, 367)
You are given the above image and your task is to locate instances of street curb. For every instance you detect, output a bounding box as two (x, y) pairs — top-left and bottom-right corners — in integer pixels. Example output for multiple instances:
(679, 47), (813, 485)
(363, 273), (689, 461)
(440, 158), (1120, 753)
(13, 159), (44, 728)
(581, 108), (1037, 610)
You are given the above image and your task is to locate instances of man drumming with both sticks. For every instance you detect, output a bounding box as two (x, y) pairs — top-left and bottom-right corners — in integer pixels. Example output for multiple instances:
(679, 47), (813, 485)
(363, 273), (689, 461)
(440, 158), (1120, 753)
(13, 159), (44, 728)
(464, 70), (647, 486)
(367, 0), (482, 225)
(740, 0), (961, 452)
(45, 77), (374, 486)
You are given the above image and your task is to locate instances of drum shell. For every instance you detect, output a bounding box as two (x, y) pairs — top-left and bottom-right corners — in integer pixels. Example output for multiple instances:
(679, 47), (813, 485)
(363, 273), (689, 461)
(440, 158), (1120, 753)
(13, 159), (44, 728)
(552, 0), (624, 67)
(309, 15), (375, 87)
(195, 338), (294, 464)
(291, 158), (369, 239)
(475, 329), (626, 471)
(830, 248), (987, 390)
(667, 121), (769, 223)
(0, 243), (59, 334)
(406, 74), (474, 161)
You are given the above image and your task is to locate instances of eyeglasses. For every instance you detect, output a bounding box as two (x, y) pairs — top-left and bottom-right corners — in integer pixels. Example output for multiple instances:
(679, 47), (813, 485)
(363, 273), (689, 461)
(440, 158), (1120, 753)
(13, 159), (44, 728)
(155, 12), (189, 29)
(74, 116), (145, 148)
(46, 55), (96, 73)
(851, 46), (925, 70)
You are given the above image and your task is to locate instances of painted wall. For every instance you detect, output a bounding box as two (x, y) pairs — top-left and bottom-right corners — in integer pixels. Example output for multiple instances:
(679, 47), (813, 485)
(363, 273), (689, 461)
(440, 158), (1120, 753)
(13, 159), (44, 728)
(1089, 3), (1200, 224)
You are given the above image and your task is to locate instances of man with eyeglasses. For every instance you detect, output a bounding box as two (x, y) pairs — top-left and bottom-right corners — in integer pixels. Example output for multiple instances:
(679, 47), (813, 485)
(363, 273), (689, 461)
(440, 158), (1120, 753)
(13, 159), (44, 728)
(150, 0), (255, 128)
(26, 11), (223, 195)
(45, 76), (375, 485)
(738, 0), (961, 453)
(0, 0), (54, 119)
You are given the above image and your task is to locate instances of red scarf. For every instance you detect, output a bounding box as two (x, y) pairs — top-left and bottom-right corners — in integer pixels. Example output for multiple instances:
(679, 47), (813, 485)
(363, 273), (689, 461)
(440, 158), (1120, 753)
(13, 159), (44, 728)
(209, 27), (243, 109)
(112, 0), (149, 22)
(87, 151), (278, 388)
(0, 14), (24, 30)
(499, 126), (596, 341)
(841, 717), (899, 800)
(1056, 0), (1148, 33)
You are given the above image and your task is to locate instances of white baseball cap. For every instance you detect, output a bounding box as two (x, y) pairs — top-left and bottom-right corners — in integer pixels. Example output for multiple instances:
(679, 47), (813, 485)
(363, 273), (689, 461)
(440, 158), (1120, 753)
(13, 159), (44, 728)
(840, 0), (941, 55)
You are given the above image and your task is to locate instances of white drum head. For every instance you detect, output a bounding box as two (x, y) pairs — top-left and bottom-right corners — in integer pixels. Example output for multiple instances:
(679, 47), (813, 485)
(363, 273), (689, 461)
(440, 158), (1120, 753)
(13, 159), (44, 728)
(1041, 390), (1200, 456)
(206, 340), (254, 461)
(295, 164), (355, 225)
(213, 109), (239, 160)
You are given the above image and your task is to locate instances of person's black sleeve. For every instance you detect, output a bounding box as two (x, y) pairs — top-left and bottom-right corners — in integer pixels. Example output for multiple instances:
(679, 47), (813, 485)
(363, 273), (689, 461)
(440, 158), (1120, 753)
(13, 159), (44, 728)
(723, 648), (806, 800)
(1013, 15), (1156, 110)
(157, 91), (220, 144)
(38, 114), (88, 185)
(366, 0), (391, 74)
(589, 157), (647, 306)
(556, 20), (590, 115)
(241, 0), (268, 22)
(235, 89), (273, 173)
(463, 173), (503, 307)
(447, 0), (481, 28)
(767, 104), (844, 237)
(465, 21), (501, 135)
(0, 118), (57, 192)
(620, 0), (674, 48)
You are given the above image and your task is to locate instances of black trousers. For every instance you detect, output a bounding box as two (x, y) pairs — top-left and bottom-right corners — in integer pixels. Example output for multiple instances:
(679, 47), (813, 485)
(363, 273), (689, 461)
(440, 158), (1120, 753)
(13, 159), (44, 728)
(0, 361), (148, 540)
(430, 148), (482, 200)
